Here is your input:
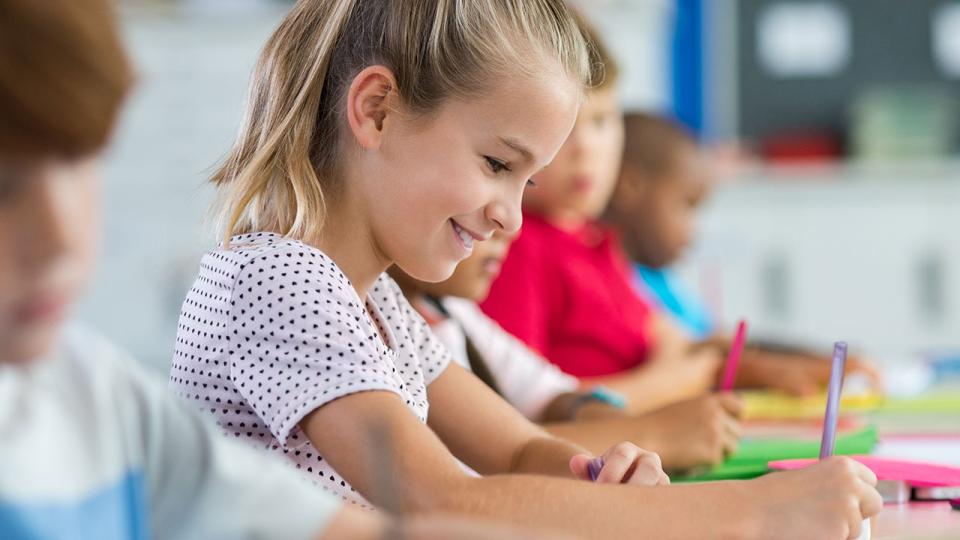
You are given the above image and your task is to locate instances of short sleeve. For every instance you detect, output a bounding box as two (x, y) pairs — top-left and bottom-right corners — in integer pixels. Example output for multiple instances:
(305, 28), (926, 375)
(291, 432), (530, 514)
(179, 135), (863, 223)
(226, 245), (404, 448)
(381, 276), (451, 386)
(98, 336), (343, 540)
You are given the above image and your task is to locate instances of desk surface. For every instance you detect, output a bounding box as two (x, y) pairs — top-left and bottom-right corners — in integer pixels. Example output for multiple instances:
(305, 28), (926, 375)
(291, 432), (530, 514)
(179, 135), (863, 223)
(875, 501), (960, 539)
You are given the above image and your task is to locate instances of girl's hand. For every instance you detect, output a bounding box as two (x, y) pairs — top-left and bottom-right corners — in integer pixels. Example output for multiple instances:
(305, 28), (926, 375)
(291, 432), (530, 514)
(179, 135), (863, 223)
(569, 443), (670, 486)
(743, 457), (882, 540)
(637, 392), (743, 471)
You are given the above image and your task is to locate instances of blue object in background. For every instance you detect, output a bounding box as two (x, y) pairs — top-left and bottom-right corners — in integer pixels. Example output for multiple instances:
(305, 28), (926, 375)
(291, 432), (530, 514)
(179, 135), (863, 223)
(931, 354), (960, 381)
(670, 0), (704, 137)
(635, 264), (714, 339)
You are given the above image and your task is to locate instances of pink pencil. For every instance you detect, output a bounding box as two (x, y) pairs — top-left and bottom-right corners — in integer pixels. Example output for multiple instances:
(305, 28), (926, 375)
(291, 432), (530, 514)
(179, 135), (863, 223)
(721, 319), (748, 391)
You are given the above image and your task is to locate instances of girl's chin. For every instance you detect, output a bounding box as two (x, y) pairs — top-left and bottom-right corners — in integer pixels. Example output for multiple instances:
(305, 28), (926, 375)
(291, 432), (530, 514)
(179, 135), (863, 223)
(396, 261), (458, 285)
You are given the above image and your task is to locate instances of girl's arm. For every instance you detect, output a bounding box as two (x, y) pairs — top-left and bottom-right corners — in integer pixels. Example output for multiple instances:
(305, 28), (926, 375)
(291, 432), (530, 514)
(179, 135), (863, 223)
(727, 343), (882, 396)
(542, 393), (744, 472)
(426, 363), (666, 483)
(300, 387), (881, 540)
(581, 314), (722, 414)
(426, 363), (592, 478)
(320, 509), (574, 540)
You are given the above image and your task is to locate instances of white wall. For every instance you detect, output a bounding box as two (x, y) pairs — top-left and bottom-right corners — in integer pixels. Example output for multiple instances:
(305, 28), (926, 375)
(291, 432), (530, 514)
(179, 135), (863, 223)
(678, 162), (960, 360)
(571, 0), (675, 111)
(78, 5), (287, 371)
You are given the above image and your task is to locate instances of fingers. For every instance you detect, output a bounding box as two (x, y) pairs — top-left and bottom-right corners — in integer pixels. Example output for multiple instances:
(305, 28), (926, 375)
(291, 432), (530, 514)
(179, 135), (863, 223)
(822, 457), (882, 528)
(595, 443), (665, 486)
(857, 480), (883, 519)
(845, 512), (866, 540)
(631, 451), (666, 486)
(838, 457), (877, 486)
(717, 392), (745, 418)
(657, 470), (671, 486)
(568, 454), (593, 481)
(721, 414), (742, 457)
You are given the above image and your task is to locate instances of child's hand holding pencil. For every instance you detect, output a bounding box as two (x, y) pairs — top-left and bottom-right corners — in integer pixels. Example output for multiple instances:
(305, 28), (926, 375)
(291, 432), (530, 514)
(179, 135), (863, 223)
(569, 442), (670, 486)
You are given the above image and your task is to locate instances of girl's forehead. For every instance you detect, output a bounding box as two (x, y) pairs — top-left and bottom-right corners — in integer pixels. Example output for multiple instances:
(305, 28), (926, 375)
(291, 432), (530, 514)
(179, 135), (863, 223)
(449, 77), (579, 151)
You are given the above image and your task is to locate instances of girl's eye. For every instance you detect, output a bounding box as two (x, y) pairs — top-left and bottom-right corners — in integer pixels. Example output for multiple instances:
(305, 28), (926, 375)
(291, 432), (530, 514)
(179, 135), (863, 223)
(484, 156), (510, 175)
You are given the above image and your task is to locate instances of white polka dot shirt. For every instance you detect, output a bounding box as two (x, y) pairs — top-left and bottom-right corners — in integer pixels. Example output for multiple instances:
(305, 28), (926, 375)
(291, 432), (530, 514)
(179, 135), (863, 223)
(169, 232), (451, 507)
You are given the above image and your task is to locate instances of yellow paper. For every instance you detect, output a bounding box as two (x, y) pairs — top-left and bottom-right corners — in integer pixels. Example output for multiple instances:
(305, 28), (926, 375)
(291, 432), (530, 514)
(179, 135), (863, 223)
(743, 390), (882, 421)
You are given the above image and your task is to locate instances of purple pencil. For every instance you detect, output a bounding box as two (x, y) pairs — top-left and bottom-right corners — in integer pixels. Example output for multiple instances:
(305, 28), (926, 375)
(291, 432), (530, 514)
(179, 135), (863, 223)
(819, 341), (848, 459)
(819, 342), (872, 539)
(588, 457), (604, 482)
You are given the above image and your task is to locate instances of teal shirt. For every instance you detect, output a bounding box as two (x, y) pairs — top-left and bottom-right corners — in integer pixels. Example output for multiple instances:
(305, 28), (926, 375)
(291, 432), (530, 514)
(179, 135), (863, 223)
(634, 265), (714, 339)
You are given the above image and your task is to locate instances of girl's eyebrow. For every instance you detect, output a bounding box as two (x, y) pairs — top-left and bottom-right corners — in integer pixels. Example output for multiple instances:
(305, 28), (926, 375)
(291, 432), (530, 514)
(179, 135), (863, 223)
(498, 136), (534, 163)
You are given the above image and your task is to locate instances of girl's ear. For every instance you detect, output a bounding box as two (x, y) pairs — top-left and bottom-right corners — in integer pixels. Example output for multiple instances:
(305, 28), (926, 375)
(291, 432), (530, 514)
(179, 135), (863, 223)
(346, 65), (399, 150)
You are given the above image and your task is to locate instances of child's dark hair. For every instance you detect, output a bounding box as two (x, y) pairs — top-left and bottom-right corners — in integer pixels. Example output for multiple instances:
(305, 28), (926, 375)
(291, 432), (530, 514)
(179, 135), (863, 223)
(622, 113), (695, 180)
(0, 0), (133, 158)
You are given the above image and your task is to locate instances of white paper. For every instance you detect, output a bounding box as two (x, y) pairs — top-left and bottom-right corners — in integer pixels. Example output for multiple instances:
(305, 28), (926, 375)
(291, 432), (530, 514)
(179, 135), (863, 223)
(872, 438), (960, 467)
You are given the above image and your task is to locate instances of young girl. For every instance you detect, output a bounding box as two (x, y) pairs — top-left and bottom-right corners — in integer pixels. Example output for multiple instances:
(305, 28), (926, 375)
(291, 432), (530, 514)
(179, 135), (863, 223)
(389, 231), (745, 472)
(171, 1), (881, 538)
(0, 1), (540, 539)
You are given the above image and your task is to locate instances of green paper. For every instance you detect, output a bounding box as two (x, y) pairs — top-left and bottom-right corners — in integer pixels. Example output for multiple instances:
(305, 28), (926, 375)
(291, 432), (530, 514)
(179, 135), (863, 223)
(675, 425), (878, 483)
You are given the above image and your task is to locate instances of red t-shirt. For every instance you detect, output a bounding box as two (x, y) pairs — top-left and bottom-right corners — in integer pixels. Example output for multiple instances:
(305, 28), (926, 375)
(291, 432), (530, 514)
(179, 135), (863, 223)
(480, 212), (656, 378)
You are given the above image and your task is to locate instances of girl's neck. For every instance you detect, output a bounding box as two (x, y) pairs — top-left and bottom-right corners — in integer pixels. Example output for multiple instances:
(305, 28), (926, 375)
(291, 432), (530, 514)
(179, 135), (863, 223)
(310, 195), (390, 300)
(388, 268), (426, 303)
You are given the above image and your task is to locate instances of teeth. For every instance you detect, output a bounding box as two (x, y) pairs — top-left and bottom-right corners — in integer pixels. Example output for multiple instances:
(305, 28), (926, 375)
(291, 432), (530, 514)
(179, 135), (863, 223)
(453, 222), (474, 249)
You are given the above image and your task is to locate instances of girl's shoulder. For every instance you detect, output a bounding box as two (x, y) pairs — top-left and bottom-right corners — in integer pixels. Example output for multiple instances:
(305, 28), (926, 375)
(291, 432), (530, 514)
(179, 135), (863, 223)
(207, 232), (351, 290)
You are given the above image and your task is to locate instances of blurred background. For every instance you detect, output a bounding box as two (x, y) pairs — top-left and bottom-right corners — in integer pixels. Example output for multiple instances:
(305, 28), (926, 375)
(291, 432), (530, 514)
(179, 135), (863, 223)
(89, 0), (960, 379)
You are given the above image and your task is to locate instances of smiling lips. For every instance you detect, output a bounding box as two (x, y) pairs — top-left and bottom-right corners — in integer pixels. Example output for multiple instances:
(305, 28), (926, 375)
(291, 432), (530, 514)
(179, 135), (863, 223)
(452, 220), (475, 250)
(451, 219), (491, 253)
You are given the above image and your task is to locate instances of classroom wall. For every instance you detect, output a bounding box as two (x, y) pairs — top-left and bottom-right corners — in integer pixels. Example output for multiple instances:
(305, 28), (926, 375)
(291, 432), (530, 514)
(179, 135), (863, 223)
(78, 4), (288, 372)
(679, 163), (960, 361)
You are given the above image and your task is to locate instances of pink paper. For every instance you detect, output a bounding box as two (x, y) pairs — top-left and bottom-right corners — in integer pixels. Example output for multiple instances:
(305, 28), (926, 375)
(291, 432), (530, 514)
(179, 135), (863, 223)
(768, 456), (960, 488)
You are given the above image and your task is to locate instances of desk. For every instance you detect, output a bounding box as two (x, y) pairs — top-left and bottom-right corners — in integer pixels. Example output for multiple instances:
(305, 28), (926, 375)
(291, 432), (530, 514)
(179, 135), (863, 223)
(875, 501), (960, 539)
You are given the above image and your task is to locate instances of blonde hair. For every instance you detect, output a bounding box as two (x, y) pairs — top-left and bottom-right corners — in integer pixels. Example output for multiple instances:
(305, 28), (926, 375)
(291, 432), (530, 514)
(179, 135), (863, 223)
(212, 0), (592, 244)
